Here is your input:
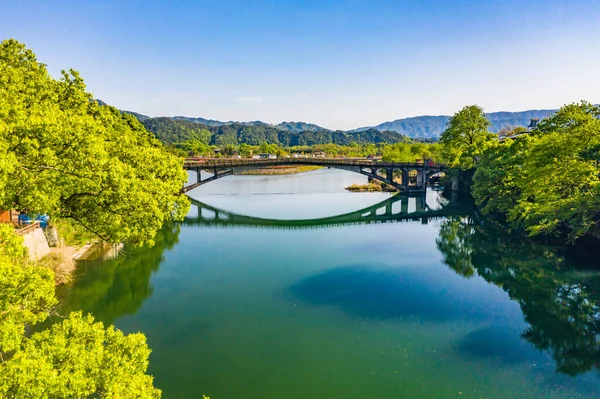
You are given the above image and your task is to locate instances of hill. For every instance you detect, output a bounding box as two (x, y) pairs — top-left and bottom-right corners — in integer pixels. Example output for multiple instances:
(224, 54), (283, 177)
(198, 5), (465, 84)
(173, 116), (270, 128)
(97, 99), (560, 142)
(140, 117), (409, 146)
(353, 109), (557, 138)
(275, 121), (329, 133)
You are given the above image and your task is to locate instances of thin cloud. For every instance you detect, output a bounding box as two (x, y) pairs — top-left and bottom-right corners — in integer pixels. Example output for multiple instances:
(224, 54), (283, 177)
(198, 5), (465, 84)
(234, 96), (262, 103)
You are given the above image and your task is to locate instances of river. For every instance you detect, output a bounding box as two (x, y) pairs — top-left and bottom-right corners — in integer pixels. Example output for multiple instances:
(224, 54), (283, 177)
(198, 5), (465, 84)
(57, 168), (600, 399)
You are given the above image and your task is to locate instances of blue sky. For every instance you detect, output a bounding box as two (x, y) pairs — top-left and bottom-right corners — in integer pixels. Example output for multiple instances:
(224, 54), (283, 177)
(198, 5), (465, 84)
(2, 0), (599, 129)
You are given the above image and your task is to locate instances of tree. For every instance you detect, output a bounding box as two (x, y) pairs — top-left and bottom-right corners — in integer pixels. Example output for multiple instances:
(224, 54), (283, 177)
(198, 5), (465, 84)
(0, 40), (172, 398)
(510, 103), (600, 240)
(0, 227), (162, 399)
(440, 105), (495, 169)
(0, 39), (190, 246)
(472, 101), (600, 241)
(471, 137), (530, 216)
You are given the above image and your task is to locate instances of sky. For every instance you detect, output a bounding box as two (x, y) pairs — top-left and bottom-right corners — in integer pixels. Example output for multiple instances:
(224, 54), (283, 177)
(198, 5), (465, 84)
(1, 0), (599, 130)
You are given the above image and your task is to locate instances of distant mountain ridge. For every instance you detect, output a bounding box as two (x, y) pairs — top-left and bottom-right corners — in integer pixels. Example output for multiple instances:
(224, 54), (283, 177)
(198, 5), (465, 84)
(142, 117), (410, 147)
(275, 121), (329, 133)
(94, 99), (558, 140)
(158, 109), (559, 139)
(352, 109), (557, 138)
(172, 116), (267, 127)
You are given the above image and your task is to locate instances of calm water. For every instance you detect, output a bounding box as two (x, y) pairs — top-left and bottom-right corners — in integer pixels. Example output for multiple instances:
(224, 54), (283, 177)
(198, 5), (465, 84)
(57, 169), (600, 399)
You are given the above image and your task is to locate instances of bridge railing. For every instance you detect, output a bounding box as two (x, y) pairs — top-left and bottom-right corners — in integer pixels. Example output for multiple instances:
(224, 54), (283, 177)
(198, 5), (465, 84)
(183, 157), (445, 169)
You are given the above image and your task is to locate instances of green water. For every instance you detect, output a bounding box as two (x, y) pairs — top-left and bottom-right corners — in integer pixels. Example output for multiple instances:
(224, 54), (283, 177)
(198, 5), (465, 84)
(58, 169), (600, 399)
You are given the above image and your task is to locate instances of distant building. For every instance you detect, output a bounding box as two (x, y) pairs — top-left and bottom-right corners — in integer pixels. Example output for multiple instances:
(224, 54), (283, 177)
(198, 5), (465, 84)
(0, 209), (18, 224)
(313, 151), (327, 158)
(257, 153), (277, 159)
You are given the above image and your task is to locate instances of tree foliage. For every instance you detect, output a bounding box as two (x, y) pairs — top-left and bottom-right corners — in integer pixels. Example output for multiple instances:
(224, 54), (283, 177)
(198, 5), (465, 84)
(142, 117), (410, 147)
(0, 229), (162, 398)
(0, 40), (167, 398)
(472, 101), (600, 241)
(0, 39), (189, 246)
(440, 105), (495, 169)
(1, 311), (160, 399)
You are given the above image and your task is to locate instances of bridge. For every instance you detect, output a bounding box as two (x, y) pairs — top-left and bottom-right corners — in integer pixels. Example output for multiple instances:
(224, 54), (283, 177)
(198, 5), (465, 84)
(182, 158), (445, 193)
(184, 194), (464, 230)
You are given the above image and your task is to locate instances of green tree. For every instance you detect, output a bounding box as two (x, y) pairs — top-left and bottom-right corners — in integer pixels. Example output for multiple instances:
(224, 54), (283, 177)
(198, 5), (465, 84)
(472, 101), (600, 241)
(0, 226), (161, 398)
(440, 105), (495, 169)
(471, 137), (530, 216)
(0, 39), (189, 246)
(511, 103), (600, 240)
(0, 40), (173, 398)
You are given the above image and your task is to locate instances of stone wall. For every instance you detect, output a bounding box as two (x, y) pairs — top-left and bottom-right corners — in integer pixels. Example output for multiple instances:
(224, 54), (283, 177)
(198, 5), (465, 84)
(21, 227), (51, 261)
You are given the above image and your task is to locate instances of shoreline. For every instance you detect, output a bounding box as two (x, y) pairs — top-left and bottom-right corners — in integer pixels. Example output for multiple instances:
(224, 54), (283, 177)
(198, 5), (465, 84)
(240, 166), (322, 175)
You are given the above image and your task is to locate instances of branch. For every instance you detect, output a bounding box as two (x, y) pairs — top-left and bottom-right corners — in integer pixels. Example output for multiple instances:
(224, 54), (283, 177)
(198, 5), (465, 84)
(20, 164), (88, 179)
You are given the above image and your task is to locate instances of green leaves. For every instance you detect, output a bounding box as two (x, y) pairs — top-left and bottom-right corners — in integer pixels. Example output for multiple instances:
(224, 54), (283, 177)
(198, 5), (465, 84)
(472, 102), (600, 242)
(0, 214), (162, 398)
(440, 105), (495, 170)
(0, 312), (161, 399)
(0, 39), (190, 246)
(0, 40), (167, 398)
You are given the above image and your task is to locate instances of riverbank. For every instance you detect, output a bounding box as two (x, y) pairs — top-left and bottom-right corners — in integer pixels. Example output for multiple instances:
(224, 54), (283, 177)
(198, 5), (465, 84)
(37, 242), (122, 285)
(240, 165), (322, 175)
(346, 180), (398, 192)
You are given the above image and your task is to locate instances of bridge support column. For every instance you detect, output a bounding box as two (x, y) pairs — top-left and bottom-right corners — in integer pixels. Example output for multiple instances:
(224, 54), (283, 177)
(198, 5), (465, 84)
(385, 201), (393, 215)
(401, 197), (408, 214)
(416, 169), (427, 191)
(416, 195), (426, 212)
(402, 169), (409, 189)
(196, 169), (202, 184)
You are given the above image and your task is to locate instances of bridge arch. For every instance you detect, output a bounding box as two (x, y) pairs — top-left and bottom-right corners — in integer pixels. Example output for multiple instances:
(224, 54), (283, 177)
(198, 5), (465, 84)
(183, 158), (446, 194)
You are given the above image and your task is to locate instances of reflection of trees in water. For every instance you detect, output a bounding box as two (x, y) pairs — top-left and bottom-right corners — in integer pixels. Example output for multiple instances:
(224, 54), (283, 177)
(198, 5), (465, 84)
(55, 224), (181, 326)
(436, 217), (600, 376)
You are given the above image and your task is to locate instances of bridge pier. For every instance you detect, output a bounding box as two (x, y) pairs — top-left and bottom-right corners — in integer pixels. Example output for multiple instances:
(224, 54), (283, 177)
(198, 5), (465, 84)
(385, 201), (393, 215)
(401, 170), (409, 190)
(415, 169), (427, 192)
(415, 195), (426, 212)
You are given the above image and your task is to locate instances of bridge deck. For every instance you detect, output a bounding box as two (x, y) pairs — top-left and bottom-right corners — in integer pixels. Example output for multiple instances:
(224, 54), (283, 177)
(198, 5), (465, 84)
(184, 157), (444, 169)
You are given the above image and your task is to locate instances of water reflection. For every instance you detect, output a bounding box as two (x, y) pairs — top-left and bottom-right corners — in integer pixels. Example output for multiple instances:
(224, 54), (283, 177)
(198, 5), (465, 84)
(288, 265), (497, 322)
(184, 193), (464, 229)
(436, 217), (600, 376)
(54, 224), (181, 326)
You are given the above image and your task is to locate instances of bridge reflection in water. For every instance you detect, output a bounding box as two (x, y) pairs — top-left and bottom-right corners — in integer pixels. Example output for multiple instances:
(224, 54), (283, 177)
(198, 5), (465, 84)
(184, 193), (463, 229)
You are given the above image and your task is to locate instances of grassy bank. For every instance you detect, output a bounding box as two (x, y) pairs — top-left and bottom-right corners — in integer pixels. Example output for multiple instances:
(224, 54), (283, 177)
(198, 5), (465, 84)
(241, 165), (322, 175)
(346, 180), (399, 192)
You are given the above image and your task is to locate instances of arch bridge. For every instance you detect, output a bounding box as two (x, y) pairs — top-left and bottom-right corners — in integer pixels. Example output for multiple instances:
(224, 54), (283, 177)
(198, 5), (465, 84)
(183, 158), (445, 193)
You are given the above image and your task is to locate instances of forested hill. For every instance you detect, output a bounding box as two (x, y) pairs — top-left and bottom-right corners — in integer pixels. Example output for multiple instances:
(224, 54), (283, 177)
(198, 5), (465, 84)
(275, 121), (328, 133)
(99, 98), (558, 141)
(141, 117), (409, 146)
(352, 109), (557, 138)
